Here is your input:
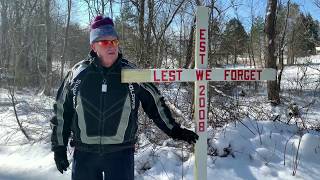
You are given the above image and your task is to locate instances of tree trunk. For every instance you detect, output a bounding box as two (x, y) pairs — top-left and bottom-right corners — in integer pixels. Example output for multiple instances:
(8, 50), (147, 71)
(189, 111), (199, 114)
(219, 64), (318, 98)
(265, 0), (280, 105)
(145, 0), (154, 66)
(179, 13), (183, 68)
(234, 44), (237, 64)
(44, 0), (52, 95)
(13, 0), (25, 88)
(183, 2), (199, 69)
(258, 30), (263, 66)
(110, 0), (114, 18)
(138, 0), (145, 67)
(60, 0), (72, 82)
(183, 19), (195, 69)
(0, 0), (9, 68)
(277, 0), (290, 94)
(290, 29), (296, 64)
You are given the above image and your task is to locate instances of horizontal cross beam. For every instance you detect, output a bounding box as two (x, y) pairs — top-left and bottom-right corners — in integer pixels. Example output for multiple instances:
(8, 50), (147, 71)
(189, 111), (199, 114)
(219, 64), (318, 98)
(121, 68), (276, 83)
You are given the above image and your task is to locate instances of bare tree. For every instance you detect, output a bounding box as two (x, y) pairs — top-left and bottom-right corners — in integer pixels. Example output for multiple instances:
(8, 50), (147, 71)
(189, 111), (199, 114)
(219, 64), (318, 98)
(138, 0), (145, 66)
(0, 0), (87, 91)
(277, 0), (290, 94)
(44, 0), (53, 95)
(83, 0), (108, 20)
(265, 0), (280, 105)
(133, 0), (187, 67)
(12, 0), (29, 88)
(0, 0), (9, 68)
(248, 0), (257, 67)
(60, 0), (72, 82)
(8, 87), (33, 141)
(101, 0), (105, 15)
(145, 0), (154, 67)
(154, 0), (186, 67)
(183, 0), (202, 69)
(315, 0), (320, 8)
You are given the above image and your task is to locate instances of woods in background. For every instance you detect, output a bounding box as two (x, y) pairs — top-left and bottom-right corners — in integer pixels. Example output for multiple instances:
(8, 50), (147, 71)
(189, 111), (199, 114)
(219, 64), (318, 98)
(0, 0), (319, 97)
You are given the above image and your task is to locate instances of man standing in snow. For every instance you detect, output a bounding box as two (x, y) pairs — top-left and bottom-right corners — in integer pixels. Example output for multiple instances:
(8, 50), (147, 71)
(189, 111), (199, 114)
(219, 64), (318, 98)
(50, 15), (198, 180)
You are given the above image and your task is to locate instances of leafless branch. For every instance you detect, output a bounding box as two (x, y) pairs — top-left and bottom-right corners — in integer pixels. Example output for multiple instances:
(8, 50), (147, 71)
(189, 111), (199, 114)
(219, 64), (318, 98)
(8, 88), (33, 142)
(314, 0), (320, 8)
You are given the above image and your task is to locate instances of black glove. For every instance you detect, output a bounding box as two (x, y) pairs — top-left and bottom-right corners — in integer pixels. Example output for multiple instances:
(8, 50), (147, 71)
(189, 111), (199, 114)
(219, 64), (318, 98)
(171, 126), (199, 144)
(54, 150), (69, 174)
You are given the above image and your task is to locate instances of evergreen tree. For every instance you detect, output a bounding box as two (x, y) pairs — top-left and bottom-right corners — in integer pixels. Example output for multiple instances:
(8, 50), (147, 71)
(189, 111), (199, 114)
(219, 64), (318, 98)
(249, 16), (265, 64)
(301, 14), (318, 55)
(220, 18), (248, 64)
(291, 13), (318, 58)
(114, 1), (139, 61)
(277, 2), (300, 64)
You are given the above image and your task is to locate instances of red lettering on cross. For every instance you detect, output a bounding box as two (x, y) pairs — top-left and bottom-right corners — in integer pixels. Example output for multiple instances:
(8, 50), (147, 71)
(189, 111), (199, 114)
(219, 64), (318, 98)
(199, 122), (205, 132)
(199, 85), (205, 95)
(198, 83), (206, 133)
(224, 70), (230, 80)
(154, 70), (160, 82)
(161, 70), (167, 81)
(199, 97), (205, 108)
(199, 29), (206, 65)
(231, 70), (236, 80)
(169, 70), (175, 81)
(206, 70), (211, 80)
(196, 70), (204, 80)
(176, 69), (182, 81)
(238, 70), (244, 80)
(153, 70), (183, 82)
(200, 54), (205, 64)
(200, 29), (206, 40)
(199, 109), (205, 119)
(244, 70), (250, 80)
(250, 70), (255, 80)
(224, 69), (264, 81)
(200, 41), (206, 52)
(196, 70), (211, 81)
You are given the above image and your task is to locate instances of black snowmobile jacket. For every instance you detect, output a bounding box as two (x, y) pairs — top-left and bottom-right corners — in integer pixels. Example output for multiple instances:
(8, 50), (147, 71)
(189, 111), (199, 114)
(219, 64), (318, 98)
(51, 51), (180, 153)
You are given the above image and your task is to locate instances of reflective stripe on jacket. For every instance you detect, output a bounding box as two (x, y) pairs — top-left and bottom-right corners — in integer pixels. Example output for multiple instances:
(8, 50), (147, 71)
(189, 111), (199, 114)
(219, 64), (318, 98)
(51, 51), (179, 153)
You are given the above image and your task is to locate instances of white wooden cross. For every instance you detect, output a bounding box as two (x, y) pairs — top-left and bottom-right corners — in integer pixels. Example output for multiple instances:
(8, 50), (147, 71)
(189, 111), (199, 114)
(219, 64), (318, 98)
(121, 6), (276, 180)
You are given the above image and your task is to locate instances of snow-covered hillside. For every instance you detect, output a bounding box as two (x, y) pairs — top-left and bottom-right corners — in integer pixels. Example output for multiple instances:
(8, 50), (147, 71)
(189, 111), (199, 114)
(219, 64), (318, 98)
(0, 55), (320, 180)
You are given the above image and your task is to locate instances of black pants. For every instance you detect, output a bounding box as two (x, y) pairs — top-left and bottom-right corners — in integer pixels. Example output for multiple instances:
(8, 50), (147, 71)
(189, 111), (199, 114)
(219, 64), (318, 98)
(72, 148), (134, 180)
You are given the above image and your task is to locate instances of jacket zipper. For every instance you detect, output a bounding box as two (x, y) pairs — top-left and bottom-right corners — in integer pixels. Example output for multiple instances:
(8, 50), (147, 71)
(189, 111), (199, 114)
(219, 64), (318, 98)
(100, 78), (107, 154)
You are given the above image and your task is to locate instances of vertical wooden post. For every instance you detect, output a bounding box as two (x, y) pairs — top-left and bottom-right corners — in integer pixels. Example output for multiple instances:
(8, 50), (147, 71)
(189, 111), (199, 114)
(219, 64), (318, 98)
(194, 6), (209, 180)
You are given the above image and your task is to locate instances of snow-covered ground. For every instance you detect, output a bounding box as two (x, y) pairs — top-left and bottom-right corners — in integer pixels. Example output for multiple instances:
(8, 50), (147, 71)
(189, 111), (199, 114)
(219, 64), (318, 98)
(0, 115), (319, 180)
(0, 55), (320, 180)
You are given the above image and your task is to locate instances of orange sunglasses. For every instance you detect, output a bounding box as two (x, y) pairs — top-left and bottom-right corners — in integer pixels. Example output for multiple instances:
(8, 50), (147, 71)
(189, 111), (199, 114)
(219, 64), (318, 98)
(97, 39), (119, 47)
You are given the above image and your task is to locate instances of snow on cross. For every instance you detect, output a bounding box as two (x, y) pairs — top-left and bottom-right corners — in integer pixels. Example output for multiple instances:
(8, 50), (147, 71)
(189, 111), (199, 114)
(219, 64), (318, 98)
(121, 6), (276, 180)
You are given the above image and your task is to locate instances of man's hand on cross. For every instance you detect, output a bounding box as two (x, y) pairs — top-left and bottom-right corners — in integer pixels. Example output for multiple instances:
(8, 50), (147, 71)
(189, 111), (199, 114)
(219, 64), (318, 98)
(171, 126), (199, 144)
